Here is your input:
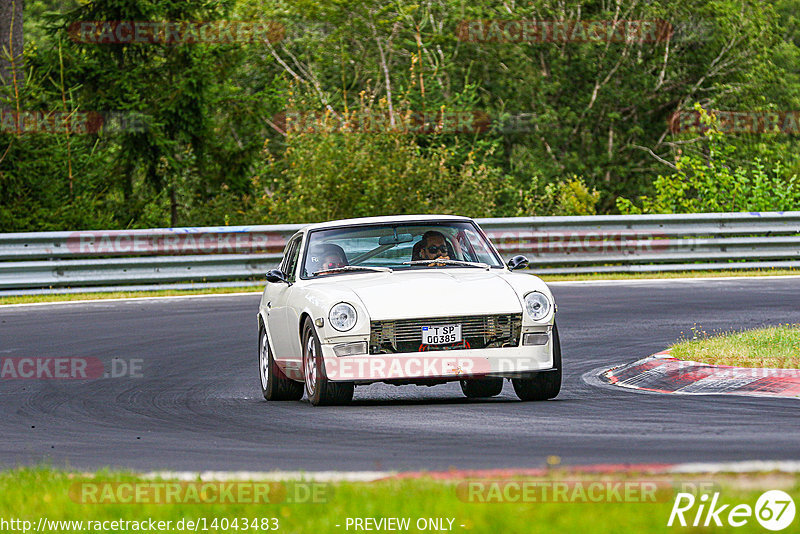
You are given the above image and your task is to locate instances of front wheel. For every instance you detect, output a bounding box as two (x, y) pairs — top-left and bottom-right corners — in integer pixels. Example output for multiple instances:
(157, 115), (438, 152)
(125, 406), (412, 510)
(260, 325), (303, 401)
(302, 319), (354, 406)
(512, 322), (562, 401)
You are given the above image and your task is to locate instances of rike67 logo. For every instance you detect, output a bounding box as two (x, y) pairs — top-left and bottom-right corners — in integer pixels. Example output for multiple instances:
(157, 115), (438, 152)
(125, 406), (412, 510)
(668, 490), (796, 531)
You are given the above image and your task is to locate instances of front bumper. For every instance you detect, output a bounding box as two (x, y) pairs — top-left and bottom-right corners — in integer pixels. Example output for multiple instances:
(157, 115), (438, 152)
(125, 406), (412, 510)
(319, 338), (554, 384)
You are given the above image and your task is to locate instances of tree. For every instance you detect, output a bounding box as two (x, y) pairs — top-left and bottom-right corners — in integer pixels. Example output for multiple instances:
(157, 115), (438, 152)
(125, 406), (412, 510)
(617, 106), (800, 214)
(0, 0), (24, 86)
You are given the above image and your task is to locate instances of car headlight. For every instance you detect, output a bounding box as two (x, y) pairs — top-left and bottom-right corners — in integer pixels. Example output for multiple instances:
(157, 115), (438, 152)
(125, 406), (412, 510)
(329, 302), (357, 331)
(524, 292), (551, 321)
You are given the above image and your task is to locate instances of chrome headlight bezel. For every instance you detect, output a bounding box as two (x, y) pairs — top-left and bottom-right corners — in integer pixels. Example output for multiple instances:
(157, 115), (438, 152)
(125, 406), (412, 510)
(524, 291), (552, 321)
(329, 302), (357, 332)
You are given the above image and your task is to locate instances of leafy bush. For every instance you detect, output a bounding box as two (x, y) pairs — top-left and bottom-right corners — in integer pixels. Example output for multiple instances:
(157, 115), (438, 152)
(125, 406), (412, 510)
(617, 106), (800, 214)
(509, 176), (600, 217)
(252, 104), (505, 223)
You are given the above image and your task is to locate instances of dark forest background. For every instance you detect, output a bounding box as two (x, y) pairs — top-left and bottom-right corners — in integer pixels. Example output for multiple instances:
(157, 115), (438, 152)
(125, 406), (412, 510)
(2, 0), (800, 231)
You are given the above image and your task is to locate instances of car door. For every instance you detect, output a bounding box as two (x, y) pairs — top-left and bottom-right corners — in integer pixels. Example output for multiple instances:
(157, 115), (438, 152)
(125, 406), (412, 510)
(267, 235), (302, 362)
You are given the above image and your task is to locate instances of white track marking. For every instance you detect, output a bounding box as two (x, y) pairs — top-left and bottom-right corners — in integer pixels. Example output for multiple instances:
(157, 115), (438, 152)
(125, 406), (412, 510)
(142, 471), (394, 482)
(548, 274), (800, 286)
(140, 461), (800, 481)
(669, 461), (800, 474)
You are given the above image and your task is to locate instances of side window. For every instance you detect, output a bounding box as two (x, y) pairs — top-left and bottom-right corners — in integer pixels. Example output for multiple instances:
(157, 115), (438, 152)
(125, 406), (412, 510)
(282, 237), (302, 282)
(461, 228), (495, 264)
(456, 231), (476, 262)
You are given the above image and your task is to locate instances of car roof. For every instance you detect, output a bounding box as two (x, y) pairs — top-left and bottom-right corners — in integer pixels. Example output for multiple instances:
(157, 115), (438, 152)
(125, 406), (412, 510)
(300, 214), (474, 233)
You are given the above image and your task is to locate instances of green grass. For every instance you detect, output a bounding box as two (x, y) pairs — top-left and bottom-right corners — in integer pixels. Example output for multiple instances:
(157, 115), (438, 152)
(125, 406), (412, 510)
(2, 268), (799, 306)
(670, 325), (800, 368)
(1, 468), (798, 533)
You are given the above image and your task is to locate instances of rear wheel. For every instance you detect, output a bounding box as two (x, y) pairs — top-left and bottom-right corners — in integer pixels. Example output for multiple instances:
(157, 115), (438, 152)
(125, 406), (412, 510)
(260, 325), (303, 401)
(512, 322), (562, 401)
(460, 377), (503, 398)
(302, 319), (354, 406)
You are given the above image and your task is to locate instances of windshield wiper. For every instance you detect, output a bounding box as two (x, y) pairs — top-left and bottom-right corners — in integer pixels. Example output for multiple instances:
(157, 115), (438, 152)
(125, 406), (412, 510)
(312, 265), (393, 276)
(402, 259), (490, 270)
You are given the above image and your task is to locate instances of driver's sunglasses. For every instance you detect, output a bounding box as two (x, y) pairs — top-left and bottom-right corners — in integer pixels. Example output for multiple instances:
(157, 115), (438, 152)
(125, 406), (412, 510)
(426, 245), (448, 254)
(323, 261), (344, 269)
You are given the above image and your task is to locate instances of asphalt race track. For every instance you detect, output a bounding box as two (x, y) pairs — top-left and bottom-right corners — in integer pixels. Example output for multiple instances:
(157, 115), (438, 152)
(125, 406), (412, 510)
(1, 277), (799, 472)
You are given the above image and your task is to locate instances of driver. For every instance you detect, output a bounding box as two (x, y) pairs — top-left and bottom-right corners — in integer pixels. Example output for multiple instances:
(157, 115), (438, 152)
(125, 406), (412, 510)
(308, 244), (348, 273)
(417, 231), (451, 261)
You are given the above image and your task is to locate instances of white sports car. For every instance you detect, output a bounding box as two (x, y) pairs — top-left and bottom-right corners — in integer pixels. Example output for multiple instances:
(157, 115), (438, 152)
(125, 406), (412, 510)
(257, 215), (560, 405)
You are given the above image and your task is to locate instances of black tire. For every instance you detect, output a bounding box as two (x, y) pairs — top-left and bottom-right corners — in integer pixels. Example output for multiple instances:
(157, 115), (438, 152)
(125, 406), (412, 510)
(512, 322), (562, 401)
(460, 377), (504, 398)
(259, 325), (303, 401)
(302, 319), (354, 406)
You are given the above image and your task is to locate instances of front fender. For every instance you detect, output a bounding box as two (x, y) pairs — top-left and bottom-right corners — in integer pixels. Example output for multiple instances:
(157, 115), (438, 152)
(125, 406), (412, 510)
(497, 272), (556, 326)
(290, 284), (371, 344)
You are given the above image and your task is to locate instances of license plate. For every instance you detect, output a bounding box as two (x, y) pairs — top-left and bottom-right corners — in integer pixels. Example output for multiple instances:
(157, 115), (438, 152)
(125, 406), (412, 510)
(422, 324), (462, 345)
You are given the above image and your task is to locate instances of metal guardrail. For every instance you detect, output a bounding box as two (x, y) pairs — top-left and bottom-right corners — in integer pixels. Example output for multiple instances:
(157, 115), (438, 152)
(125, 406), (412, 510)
(1, 212), (799, 292)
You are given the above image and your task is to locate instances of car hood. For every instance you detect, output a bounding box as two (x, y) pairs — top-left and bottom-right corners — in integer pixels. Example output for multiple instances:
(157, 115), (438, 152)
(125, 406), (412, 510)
(323, 269), (523, 320)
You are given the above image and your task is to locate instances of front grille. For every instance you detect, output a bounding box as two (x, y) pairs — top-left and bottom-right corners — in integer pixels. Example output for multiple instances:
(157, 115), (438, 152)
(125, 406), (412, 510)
(370, 314), (522, 354)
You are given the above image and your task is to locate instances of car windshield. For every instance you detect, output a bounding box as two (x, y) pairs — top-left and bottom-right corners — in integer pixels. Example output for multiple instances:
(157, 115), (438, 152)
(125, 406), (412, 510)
(300, 221), (504, 278)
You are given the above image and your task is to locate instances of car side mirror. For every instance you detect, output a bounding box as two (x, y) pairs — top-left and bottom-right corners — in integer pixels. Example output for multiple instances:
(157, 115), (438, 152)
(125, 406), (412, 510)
(266, 269), (291, 285)
(507, 255), (530, 271)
